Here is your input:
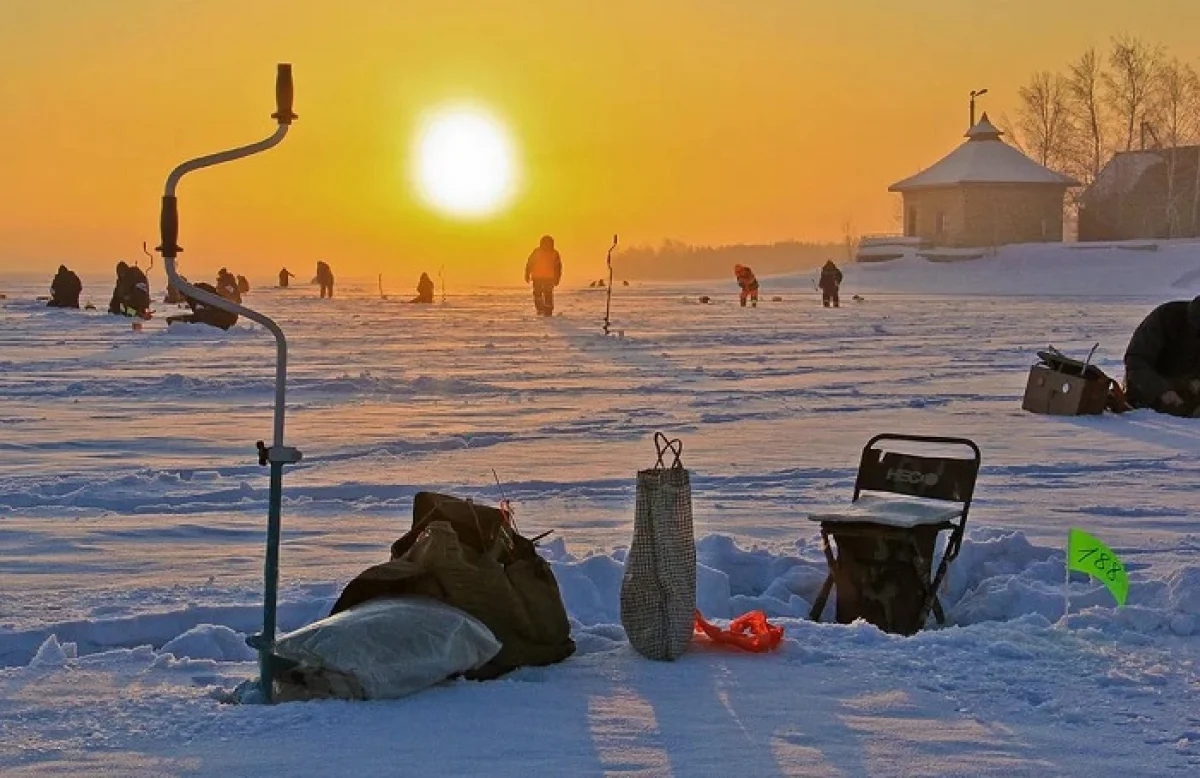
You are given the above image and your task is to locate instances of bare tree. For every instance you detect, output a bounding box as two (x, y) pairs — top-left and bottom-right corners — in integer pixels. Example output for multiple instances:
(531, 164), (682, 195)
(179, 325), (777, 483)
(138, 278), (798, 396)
(841, 218), (859, 262)
(1015, 71), (1073, 169)
(1156, 59), (1200, 145)
(890, 194), (904, 234)
(1105, 35), (1163, 151)
(1065, 47), (1108, 185)
(1151, 58), (1200, 234)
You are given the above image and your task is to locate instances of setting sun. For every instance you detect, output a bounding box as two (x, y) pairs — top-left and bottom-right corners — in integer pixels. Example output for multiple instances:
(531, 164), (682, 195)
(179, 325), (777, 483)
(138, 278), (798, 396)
(411, 104), (519, 220)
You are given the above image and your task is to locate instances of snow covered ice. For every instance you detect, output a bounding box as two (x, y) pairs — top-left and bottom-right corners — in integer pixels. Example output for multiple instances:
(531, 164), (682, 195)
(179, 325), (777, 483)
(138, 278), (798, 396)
(2, 244), (1200, 776)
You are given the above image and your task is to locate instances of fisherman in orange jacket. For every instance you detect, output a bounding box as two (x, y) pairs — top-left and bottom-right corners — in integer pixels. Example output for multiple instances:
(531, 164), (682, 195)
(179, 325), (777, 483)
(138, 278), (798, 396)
(525, 235), (563, 316)
(734, 264), (759, 308)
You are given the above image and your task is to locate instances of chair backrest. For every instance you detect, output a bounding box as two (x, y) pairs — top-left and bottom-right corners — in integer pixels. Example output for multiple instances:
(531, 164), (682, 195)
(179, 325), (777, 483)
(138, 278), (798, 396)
(853, 434), (981, 508)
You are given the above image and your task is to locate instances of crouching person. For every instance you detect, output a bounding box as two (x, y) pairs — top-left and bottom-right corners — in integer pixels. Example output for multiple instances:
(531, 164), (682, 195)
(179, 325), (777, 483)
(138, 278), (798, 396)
(166, 283), (239, 330)
(108, 261), (152, 319)
(734, 264), (759, 307)
(1124, 295), (1200, 417)
(48, 265), (82, 308)
(412, 272), (435, 304)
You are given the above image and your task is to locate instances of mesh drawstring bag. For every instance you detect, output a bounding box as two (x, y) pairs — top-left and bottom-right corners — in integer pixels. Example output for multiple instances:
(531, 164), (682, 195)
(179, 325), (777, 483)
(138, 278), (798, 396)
(620, 433), (697, 661)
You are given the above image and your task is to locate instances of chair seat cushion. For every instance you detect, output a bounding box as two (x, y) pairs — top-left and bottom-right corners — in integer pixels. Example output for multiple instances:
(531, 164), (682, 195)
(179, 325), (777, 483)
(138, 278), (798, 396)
(808, 493), (962, 529)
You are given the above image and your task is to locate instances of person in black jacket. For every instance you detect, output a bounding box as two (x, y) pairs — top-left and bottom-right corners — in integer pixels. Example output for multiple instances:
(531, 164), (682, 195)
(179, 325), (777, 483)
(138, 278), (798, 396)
(216, 268), (242, 304)
(48, 265), (82, 308)
(819, 260), (844, 308)
(316, 260), (335, 299)
(412, 272), (435, 304)
(1124, 296), (1200, 417)
(166, 282), (239, 330)
(108, 261), (151, 318)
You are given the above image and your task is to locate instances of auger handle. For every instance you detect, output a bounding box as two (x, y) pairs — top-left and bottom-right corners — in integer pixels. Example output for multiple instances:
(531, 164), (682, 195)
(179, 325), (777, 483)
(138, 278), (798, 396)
(272, 64), (297, 125)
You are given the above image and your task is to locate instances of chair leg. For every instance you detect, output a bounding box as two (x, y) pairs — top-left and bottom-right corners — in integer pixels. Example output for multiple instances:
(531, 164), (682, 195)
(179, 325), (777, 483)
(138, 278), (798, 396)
(810, 573), (834, 622)
(922, 541), (958, 627)
(810, 528), (838, 622)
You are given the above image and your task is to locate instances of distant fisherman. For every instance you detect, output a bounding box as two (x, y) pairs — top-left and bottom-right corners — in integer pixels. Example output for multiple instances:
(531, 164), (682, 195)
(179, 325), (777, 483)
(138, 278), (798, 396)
(412, 272), (435, 304)
(734, 264), (759, 307)
(108, 261), (151, 319)
(278, 267), (296, 288)
(47, 265), (82, 309)
(525, 235), (562, 316)
(166, 282), (239, 330)
(1124, 295), (1200, 417)
(216, 268), (242, 304)
(316, 260), (335, 299)
(819, 260), (843, 308)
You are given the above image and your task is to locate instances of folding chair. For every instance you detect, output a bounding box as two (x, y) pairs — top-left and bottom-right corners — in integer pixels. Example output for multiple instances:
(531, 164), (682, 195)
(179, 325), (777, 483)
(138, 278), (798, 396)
(808, 434), (981, 635)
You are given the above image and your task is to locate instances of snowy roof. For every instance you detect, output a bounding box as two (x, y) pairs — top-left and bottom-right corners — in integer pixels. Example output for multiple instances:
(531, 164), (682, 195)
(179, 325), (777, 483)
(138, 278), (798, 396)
(964, 115), (1004, 140)
(1079, 151), (1162, 204)
(1074, 147), (1200, 204)
(889, 113), (1081, 191)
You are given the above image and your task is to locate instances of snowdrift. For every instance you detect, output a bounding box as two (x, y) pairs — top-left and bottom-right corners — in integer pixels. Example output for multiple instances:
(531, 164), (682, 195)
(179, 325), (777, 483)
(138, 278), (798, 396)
(5, 528), (1197, 671)
(769, 240), (1200, 297)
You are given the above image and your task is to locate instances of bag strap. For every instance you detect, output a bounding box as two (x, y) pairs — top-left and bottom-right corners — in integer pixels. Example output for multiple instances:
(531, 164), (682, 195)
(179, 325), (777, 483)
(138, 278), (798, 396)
(652, 432), (685, 470)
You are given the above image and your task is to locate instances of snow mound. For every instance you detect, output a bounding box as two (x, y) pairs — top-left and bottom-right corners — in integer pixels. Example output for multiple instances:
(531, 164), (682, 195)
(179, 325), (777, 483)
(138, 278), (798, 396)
(551, 529), (1200, 639)
(29, 634), (78, 666)
(160, 624), (257, 661)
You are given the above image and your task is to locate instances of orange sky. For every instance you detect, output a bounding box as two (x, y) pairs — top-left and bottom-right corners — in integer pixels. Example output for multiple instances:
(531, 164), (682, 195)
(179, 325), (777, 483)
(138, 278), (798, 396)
(3, 0), (1200, 283)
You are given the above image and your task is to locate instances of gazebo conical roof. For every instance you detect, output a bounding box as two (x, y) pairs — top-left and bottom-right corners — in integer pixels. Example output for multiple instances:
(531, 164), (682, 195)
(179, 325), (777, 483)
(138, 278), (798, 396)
(889, 113), (1080, 191)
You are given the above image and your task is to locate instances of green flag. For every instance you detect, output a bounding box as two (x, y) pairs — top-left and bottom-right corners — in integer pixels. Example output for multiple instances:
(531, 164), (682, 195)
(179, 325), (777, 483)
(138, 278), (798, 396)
(1066, 528), (1129, 607)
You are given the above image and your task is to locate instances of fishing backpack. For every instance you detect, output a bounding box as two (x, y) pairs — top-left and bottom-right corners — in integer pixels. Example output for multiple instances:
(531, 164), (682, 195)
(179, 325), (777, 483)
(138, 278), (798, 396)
(331, 492), (575, 679)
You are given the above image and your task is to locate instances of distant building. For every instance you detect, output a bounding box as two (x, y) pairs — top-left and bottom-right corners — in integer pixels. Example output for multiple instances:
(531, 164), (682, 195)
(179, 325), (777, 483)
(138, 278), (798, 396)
(1078, 147), (1200, 241)
(888, 114), (1080, 248)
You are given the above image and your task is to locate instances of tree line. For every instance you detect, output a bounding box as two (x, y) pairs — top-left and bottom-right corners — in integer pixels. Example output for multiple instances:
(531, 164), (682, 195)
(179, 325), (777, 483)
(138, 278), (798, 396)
(614, 239), (841, 281)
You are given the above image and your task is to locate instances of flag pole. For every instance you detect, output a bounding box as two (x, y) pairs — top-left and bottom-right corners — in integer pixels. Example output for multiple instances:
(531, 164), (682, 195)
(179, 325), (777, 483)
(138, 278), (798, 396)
(1062, 531), (1071, 625)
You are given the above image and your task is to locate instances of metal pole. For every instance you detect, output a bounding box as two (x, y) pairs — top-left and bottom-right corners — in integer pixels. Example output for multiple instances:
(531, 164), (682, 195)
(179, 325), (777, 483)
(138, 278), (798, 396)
(157, 64), (299, 703)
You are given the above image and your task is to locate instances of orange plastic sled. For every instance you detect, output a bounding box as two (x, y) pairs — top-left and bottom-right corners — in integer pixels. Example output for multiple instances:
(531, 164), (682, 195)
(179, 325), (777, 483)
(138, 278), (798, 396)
(693, 610), (784, 653)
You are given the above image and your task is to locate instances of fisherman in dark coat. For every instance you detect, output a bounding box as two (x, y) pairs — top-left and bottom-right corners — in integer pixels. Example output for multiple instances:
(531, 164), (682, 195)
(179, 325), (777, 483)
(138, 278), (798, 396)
(1124, 296), (1200, 417)
(412, 272), (435, 304)
(316, 260), (335, 299)
(166, 282), (239, 330)
(108, 261), (151, 318)
(819, 260), (844, 308)
(216, 268), (242, 304)
(525, 236), (562, 316)
(48, 265), (82, 308)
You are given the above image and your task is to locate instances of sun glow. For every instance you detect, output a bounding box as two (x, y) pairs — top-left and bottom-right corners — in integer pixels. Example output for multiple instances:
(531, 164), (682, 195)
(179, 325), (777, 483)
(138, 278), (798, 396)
(412, 104), (519, 219)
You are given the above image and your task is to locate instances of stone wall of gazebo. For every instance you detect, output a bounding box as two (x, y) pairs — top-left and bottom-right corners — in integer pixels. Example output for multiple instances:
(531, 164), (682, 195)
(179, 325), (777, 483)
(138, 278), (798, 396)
(902, 184), (1067, 247)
